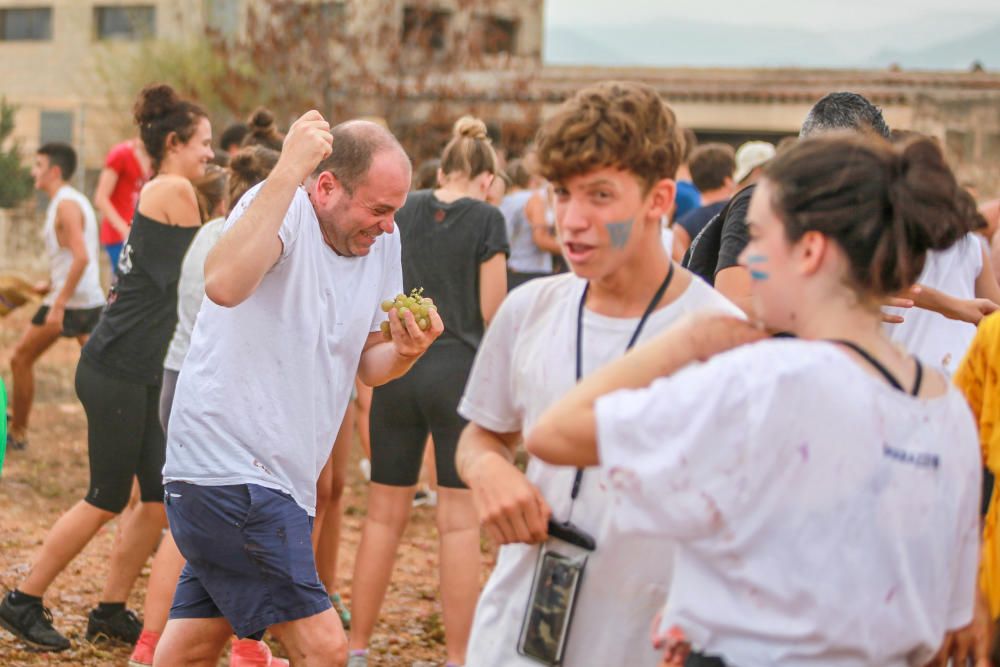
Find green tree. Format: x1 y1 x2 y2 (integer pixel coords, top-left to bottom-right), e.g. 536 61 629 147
0 98 33 208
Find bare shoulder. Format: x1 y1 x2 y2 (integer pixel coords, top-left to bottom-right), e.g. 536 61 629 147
138 175 200 227
55 197 84 220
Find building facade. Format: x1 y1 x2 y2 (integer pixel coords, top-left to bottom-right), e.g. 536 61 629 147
1 0 999 197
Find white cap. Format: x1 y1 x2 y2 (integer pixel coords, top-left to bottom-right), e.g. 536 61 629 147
734 141 777 184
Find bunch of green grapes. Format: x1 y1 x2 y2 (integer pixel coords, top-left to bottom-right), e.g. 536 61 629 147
380 288 437 339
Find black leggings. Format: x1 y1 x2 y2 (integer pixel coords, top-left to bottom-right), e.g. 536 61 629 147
369 340 474 489
76 357 165 513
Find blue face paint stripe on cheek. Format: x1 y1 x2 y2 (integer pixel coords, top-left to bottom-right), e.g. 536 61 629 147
749 269 769 281
745 254 768 264
606 218 634 250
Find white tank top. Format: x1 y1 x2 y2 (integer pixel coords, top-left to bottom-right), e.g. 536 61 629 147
43 185 106 309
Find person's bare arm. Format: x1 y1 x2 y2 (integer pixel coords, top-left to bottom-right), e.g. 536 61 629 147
911 284 999 325
527 316 766 468
205 111 332 307
713 265 756 318
357 306 443 386
456 422 550 545
525 193 561 255
93 167 130 238
46 201 90 327
479 253 507 326
979 199 1000 241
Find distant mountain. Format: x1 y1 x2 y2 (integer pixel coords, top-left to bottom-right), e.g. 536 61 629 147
820 12 1000 62
545 19 848 68
545 26 629 65
544 12 1000 70
869 21 1000 69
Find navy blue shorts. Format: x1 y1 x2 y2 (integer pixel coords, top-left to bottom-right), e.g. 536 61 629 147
164 482 331 639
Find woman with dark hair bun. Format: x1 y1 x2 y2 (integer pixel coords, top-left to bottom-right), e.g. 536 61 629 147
241 107 285 151
0 84 212 653
528 134 982 666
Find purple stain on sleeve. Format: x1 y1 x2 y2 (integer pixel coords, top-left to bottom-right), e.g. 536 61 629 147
608 466 640 492
798 443 810 462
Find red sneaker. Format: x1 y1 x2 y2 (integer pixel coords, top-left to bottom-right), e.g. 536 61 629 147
230 638 290 667
128 629 160 667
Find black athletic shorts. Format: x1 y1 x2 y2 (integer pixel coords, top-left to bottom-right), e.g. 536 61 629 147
75 356 165 513
32 304 102 337
370 339 475 489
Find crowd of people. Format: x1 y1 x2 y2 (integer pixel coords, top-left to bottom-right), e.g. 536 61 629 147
1 78 999 667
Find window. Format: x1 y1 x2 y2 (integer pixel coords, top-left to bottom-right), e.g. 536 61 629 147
94 5 155 40
476 15 517 55
0 7 52 41
317 1 345 24
37 110 74 206
40 110 73 144
402 6 450 51
203 0 239 36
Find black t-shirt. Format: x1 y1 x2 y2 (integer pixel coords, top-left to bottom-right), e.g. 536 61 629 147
395 190 509 351
676 200 727 243
683 184 755 286
82 211 198 385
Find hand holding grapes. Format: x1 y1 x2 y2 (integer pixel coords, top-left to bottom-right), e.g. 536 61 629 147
380 289 443 358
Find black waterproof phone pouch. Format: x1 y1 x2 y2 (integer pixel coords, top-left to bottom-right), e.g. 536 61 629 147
516 519 596 665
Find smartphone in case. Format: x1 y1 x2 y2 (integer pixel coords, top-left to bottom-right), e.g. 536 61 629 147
517 520 595 665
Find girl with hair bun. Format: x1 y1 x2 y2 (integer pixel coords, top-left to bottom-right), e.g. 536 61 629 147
348 115 509 667
241 107 285 152
0 83 212 652
528 134 982 666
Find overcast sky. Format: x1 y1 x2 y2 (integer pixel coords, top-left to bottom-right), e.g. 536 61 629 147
544 0 998 30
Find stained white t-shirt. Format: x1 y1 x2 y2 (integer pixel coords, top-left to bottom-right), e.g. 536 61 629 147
458 271 743 667
163 185 402 515
596 339 981 666
163 217 225 372
884 233 983 375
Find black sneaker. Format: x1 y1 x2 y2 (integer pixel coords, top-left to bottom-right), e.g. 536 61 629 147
0 591 70 652
85 606 142 645
5 432 27 451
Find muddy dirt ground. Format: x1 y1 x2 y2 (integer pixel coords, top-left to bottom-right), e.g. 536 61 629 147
0 304 497 666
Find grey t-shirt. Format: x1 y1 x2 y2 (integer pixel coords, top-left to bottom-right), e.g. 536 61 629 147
163 185 403 515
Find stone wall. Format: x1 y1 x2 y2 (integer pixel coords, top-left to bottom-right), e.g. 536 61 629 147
0 205 46 274
910 93 1000 198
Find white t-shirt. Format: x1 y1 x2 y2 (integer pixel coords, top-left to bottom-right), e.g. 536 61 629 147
163 217 225 372
884 233 983 375
43 185 105 309
596 339 981 666
661 224 674 259
458 271 743 667
163 185 402 515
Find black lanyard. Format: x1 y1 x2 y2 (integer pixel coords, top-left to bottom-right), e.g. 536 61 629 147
567 262 675 513
830 339 923 396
